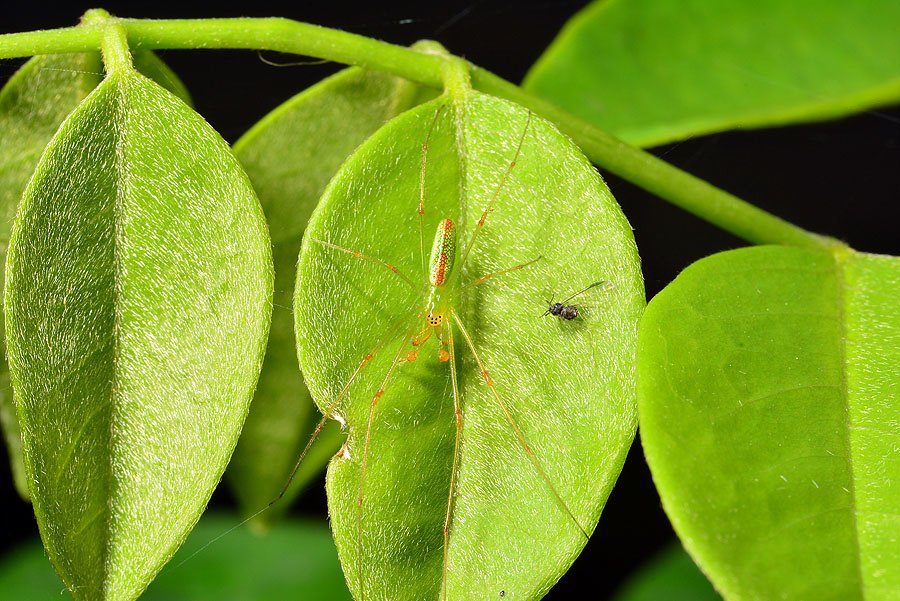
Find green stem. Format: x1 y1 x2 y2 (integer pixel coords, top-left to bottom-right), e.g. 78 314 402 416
99 24 133 74
470 69 840 251
0 17 839 250
441 56 472 104
0 26 104 57
126 18 447 89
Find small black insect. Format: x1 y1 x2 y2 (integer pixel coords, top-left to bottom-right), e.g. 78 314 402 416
543 281 609 321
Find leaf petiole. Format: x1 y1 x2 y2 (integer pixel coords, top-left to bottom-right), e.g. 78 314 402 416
99 24 133 74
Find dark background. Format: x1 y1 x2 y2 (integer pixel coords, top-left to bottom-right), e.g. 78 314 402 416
1 1 898 599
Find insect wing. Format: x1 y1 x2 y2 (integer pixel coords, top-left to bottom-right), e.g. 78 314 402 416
564 281 616 320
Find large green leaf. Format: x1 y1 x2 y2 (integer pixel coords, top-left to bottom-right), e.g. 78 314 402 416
637 246 900 599
0 51 190 501
296 92 644 599
4 62 271 600
525 0 900 146
229 65 433 525
0 513 351 600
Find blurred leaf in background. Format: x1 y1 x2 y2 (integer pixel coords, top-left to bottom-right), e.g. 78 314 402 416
0 513 351 601
611 542 720 601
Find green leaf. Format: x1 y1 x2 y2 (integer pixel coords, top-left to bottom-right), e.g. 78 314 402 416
295 92 644 600
4 64 272 601
0 51 190 501
0 513 351 600
131 52 192 106
229 65 434 525
637 246 900 599
611 543 720 601
524 0 900 146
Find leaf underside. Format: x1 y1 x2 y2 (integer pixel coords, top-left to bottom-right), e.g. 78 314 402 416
229 65 434 523
296 92 644 600
637 246 900 600
5 67 271 601
0 51 190 501
525 0 900 146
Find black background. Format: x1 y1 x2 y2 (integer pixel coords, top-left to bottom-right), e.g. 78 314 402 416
2 1 898 599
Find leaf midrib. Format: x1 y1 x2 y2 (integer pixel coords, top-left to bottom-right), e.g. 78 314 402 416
99 69 130 599
833 247 866 598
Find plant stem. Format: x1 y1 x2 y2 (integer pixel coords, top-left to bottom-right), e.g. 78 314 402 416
126 19 447 89
441 56 472 105
470 69 840 251
100 24 133 74
0 27 104 57
0 17 840 250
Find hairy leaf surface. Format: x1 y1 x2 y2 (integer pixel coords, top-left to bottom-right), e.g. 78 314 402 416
525 0 900 146
0 51 189 500
637 246 900 600
4 66 271 601
296 92 644 599
230 65 433 524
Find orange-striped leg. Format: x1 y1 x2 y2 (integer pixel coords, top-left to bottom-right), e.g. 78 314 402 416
457 111 533 271
310 238 417 290
356 336 410 601
441 319 463 600
458 255 542 291
449 308 589 541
